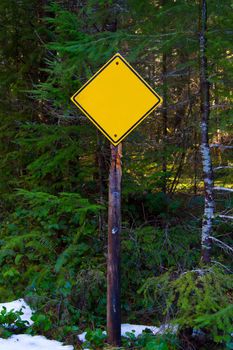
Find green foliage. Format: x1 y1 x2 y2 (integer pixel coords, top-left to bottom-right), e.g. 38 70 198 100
0 307 29 338
13 123 97 194
121 224 200 314
29 313 52 333
82 328 178 350
34 2 124 109
0 188 105 335
83 328 107 349
121 331 178 350
140 267 233 344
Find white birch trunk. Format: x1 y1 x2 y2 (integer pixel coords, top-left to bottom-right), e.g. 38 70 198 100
199 0 215 263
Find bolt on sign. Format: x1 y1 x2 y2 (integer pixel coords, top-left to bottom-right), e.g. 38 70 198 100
71 53 162 145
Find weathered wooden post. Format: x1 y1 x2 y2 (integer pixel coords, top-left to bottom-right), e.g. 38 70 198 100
107 143 122 346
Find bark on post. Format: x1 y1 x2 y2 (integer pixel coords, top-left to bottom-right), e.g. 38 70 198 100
96 130 106 237
199 0 214 263
107 143 122 346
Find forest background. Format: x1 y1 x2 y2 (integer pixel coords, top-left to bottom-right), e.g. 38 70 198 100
0 0 232 349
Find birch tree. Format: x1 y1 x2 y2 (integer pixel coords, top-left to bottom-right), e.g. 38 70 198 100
199 0 215 263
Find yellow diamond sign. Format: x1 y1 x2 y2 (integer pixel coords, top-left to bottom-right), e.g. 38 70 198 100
71 53 162 146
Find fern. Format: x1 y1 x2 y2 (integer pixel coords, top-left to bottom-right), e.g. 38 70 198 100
0 189 104 321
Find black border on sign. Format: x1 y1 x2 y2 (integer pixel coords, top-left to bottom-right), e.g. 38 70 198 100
71 53 162 145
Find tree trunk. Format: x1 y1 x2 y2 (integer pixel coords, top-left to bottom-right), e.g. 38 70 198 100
107 143 122 346
199 0 214 263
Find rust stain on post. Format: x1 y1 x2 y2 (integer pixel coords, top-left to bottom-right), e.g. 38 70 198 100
107 143 122 346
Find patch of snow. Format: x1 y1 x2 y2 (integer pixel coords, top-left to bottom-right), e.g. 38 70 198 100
0 299 33 326
78 323 178 343
122 323 177 337
121 324 157 337
0 300 73 349
0 334 73 350
77 331 89 342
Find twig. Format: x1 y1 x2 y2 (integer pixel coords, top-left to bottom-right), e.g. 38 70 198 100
213 166 233 171
213 186 233 193
210 236 233 255
211 260 233 273
217 215 233 220
210 143 233 149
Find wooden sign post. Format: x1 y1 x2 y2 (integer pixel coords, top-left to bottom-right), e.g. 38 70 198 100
70 53 162 346
107 143 122 346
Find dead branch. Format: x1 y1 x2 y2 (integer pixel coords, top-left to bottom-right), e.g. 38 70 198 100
213 166 233 171
213 187 233 192
210 144 233 149
217 215 233 220
210 236 233 255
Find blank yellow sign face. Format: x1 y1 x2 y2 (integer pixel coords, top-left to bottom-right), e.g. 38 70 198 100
71 53 162 146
